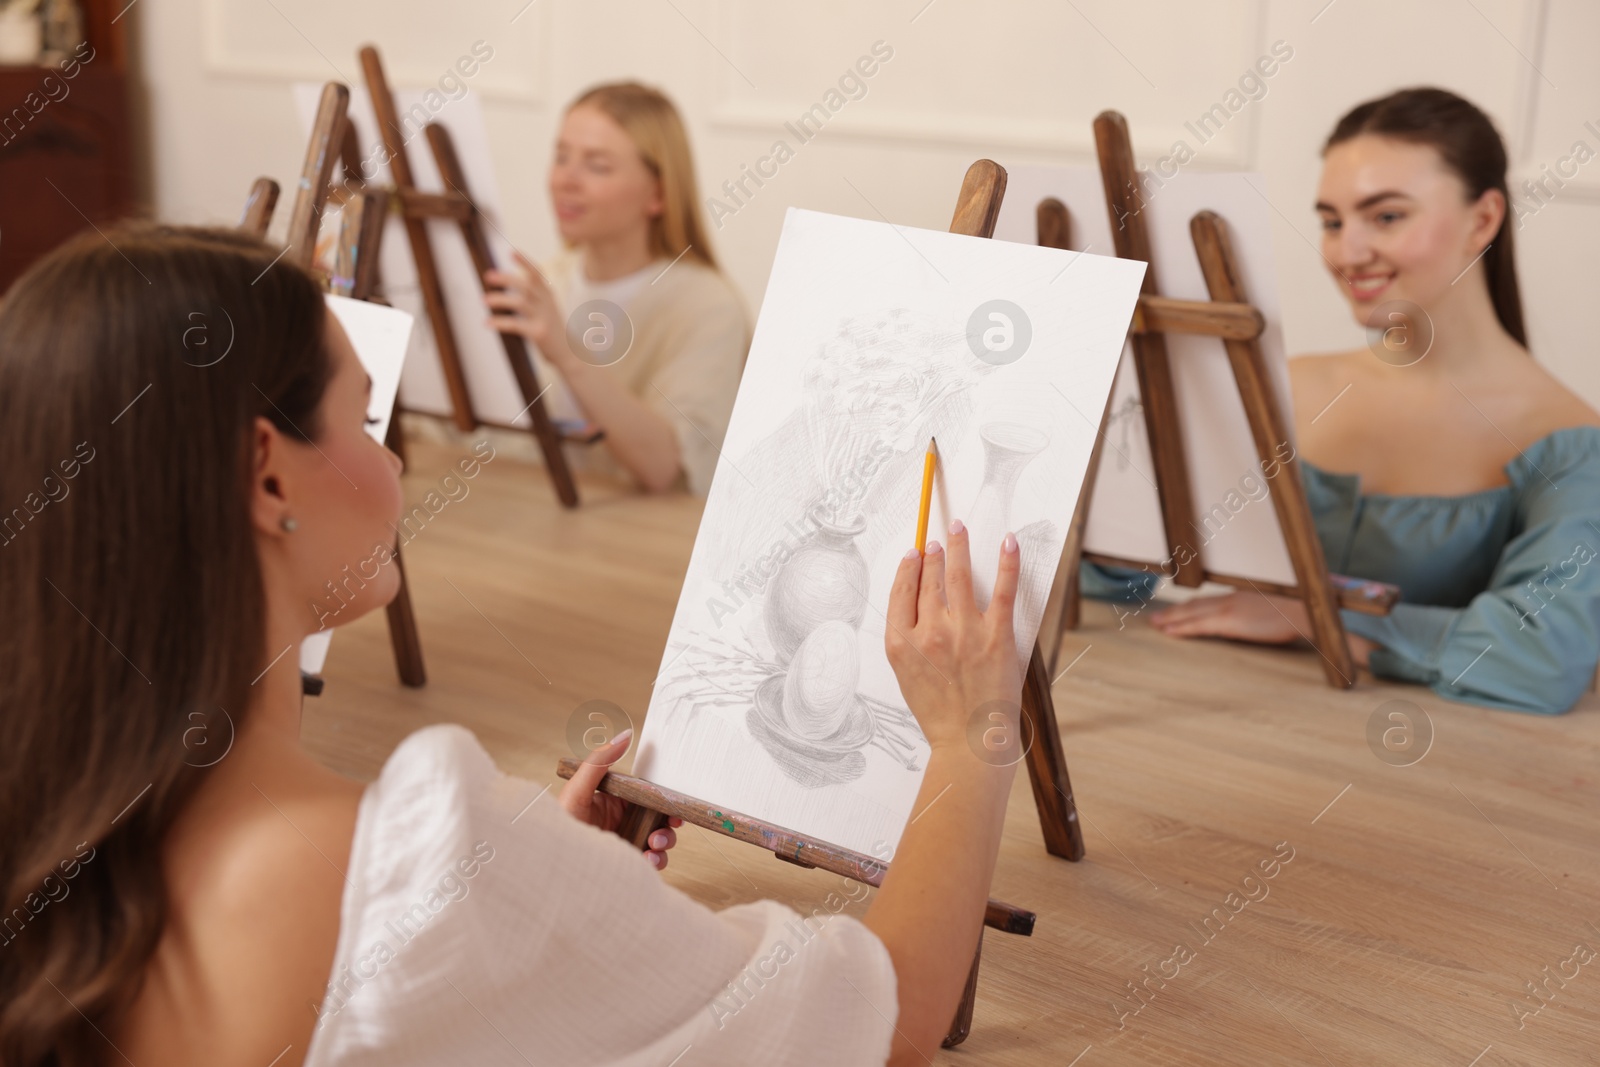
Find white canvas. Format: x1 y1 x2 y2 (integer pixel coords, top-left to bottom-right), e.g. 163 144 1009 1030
300 295 414 676
993 166 1298 587
292 85 532 429
633 207 1145 858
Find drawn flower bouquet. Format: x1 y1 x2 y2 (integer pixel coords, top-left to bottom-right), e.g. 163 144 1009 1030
801 308 985 526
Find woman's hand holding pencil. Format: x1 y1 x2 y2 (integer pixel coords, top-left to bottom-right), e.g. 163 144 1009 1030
885 521 1023 755
891 435 1024 753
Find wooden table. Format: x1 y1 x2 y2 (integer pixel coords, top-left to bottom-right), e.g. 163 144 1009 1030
312 438 1600 1066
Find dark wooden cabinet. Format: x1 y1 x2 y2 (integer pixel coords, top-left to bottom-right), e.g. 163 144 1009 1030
0 0 133 294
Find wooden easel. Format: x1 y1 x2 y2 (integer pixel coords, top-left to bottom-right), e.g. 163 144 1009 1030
332 45 585 509
242 82 427 691
557 160 1089 1049
1037 111 1399 689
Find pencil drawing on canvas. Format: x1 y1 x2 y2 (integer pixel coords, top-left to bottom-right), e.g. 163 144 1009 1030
651 307 1058 789
633 207 1145 855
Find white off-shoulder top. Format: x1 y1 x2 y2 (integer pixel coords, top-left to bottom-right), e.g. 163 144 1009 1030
301 725 898 1066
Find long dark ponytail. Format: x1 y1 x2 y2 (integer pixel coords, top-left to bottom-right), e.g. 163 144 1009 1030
0 224 332 1065
1325 86 1527 347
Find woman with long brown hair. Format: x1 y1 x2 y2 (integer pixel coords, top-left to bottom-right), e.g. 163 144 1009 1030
1147 87 1600 714
0 225 1025 1065
486 81 750 495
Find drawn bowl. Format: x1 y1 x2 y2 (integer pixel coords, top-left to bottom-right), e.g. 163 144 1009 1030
747 673 876 788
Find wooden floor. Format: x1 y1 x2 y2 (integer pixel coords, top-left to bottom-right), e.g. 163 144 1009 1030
309 437 1600 1066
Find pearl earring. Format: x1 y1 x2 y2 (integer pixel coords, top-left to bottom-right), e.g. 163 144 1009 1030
281 517 298 532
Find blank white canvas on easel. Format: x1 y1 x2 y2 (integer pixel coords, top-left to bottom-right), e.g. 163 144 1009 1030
993 166 1298 587
634 208 1145 857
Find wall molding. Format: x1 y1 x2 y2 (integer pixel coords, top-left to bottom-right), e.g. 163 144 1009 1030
199 0 548 103
704 0 1269 170
1511 0 1600 202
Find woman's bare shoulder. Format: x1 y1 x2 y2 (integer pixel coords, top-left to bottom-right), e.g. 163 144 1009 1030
1525 360 1600 434
1287 349 1370 416
119 772 361 1065
1288 348 1369 383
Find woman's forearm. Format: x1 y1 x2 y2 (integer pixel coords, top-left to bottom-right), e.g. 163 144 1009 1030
558 360 683 492
482 254 690 491
863 746 1018 1064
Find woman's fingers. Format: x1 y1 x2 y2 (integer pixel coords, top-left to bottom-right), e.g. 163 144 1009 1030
484 267 534 297
484 264 544 311
886 547 922 639
483 291 531 314
557 728 632 821
645 825 677 870
487 313 535 339
917 540 947 619
943 521 976 619
986 532 1021 640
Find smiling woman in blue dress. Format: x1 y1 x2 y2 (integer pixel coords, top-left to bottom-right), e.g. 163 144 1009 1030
1145 87 1600 715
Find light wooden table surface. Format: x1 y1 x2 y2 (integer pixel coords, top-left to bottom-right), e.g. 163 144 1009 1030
310 439 1600 1066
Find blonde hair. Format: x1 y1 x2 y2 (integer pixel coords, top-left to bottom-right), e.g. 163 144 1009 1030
568 82 718 270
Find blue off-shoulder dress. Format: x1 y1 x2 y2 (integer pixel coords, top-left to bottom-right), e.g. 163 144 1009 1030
1081 427 1600 715
1303 426 1600 715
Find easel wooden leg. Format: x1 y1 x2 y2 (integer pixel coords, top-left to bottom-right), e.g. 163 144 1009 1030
1034 192 1126 674
424 124 581 509
1022 644 1085 861
1039 553 1082 678
359 46 478 434
1094 112 1204 589
283 84 348 271
942 933 983 1049
239 178 279 238
385 543 427 687
404 219 476 433
1189 212 1355 689
619 802 670 850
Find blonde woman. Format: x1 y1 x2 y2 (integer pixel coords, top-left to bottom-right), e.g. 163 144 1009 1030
486 81 750 495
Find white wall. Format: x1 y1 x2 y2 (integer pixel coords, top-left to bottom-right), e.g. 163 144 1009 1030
135 0 1600 403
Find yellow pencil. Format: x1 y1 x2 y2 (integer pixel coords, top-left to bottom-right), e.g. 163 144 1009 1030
914 437 937 554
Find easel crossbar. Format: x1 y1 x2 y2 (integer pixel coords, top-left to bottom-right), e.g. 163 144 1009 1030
554 759 1035 937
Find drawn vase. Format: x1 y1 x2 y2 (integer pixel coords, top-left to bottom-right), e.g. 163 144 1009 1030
764 506 868 665
968 422 1049 533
